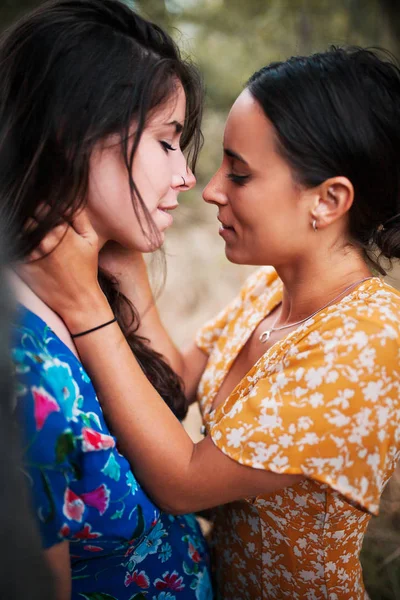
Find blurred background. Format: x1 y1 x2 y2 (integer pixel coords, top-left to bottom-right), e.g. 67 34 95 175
2 0 400 597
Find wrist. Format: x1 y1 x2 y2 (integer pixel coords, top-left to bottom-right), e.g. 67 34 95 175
61 289 114 334
71 316 117 339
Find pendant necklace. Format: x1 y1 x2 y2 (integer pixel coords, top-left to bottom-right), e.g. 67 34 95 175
259 276 373 344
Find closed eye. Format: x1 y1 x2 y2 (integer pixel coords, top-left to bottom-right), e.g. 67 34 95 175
227 173 250 186
161 141 177 153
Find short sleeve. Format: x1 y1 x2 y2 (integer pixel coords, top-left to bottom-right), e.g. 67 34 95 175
196 267 278 355
15 352 85 548
210 314 400 515
195 296 242 356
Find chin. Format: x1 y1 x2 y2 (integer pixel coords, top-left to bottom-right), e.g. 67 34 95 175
140 232 165 254
118 230 165 254
225 246 270 267
225 246 252 265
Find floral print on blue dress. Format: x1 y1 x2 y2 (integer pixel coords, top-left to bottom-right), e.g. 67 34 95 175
13 306 212 600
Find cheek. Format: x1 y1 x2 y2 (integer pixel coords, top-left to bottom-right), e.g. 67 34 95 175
133 144 171 205
243 183 299 230
88 170 130 220
86 157 141 242
232 195 267 234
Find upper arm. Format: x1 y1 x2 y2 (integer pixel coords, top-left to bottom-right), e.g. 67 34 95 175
45 541 71 600
165 306 400 515
165 434 303 513
201 316 400 515
182 342 209 403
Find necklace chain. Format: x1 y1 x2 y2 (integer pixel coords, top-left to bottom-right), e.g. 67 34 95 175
259 276 373 344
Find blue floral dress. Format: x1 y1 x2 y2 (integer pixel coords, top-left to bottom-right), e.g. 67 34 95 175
13 306 212 600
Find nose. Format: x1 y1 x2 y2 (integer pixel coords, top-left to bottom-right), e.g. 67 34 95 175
172 167 196 191
182 167 196 190
202 170 228 206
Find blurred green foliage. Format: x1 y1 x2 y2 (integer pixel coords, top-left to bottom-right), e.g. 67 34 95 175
1 0 399 191
1 1 400 597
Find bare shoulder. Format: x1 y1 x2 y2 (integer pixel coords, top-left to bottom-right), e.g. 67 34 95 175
12 271 78 357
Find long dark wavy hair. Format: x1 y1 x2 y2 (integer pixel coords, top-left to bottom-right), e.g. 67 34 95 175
247 47 400 273
0 0 204 419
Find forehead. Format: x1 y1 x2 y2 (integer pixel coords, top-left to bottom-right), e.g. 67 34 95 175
224 88 276 155
147 82 186 129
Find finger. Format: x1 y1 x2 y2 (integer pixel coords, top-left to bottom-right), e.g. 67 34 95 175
72 208 98 245
25 249 43 263
34 202 52 222
37 222 69 256
24 217 39 235
23 223 68 263
71 207 92 234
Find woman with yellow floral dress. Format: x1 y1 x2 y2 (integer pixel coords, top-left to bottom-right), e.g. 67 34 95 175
20 47 400 599
195 267 399 599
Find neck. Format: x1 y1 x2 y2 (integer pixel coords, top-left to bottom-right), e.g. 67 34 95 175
274 247 372 326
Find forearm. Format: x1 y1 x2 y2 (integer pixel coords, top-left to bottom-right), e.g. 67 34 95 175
69 303 197 510
20 218 304 515
110 254 185 378
61 307 304 515
110 255 208 399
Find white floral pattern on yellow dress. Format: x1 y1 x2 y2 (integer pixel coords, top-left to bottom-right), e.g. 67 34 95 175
196 267 400 600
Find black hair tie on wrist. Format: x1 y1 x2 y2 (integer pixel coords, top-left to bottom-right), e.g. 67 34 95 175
71 317 117 339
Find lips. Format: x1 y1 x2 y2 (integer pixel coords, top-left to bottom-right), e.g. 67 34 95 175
158 202 178 212
218 217 235 231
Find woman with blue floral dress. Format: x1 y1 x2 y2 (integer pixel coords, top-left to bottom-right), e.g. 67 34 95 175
13 307 211 599
5 0 212 598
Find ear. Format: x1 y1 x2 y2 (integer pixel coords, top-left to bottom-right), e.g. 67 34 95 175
309 176 354 230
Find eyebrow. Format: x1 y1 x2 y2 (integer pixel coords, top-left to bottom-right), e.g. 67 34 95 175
224 148 249 165
166 120 184 133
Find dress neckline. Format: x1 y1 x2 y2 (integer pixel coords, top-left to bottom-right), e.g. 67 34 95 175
16 302 84 370
203 276 383 424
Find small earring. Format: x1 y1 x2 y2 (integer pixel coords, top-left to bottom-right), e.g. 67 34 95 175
312 219 318 232
181 175 186 187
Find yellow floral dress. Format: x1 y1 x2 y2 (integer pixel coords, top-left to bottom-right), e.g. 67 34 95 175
196 267 400 600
